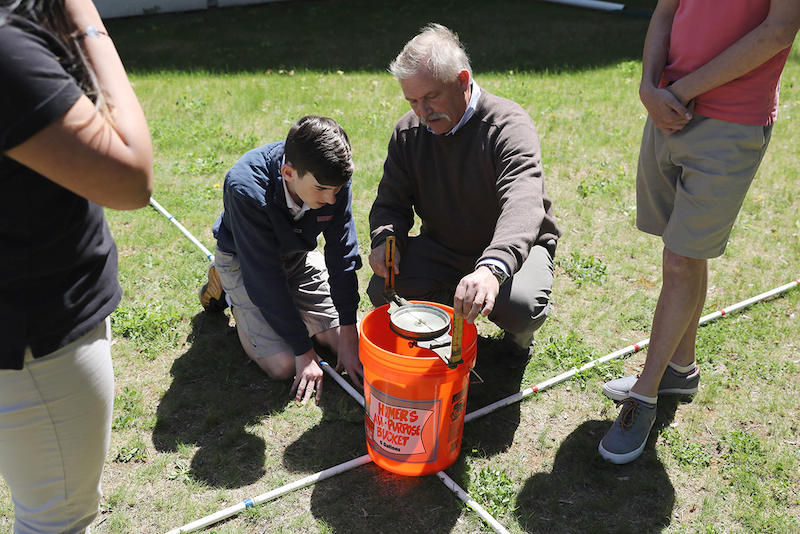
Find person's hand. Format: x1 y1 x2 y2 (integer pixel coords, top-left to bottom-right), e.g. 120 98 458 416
640 84 693 135
454 266 499 323
368 240 401 280
291 350 324 405
334 324 363 388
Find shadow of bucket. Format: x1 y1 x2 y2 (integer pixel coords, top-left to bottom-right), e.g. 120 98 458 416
360 302 478 476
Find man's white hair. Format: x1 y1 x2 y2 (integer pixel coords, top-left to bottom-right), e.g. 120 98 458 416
388 23 472 82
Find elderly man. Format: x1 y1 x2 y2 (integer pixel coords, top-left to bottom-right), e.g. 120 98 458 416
367 23 562 367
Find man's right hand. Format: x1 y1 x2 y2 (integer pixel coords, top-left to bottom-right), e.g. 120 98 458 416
640 85 693 135
368 240 401 280
454 266 499 323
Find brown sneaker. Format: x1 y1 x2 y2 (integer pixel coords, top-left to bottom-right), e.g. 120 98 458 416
199 265 228 313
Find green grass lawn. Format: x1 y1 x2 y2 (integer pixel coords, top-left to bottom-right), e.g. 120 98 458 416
2 1 799 533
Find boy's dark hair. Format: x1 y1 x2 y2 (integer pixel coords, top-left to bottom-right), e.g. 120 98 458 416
284 116 354 187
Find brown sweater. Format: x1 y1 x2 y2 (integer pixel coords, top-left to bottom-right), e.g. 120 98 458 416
370 89 561 275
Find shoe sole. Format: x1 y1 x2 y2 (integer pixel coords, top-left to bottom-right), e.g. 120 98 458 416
603 384 699 402
598 414 657 464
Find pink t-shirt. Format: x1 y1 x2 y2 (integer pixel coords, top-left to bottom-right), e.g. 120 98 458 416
661 0 792 125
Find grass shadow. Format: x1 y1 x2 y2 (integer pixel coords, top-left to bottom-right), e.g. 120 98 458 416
152 311 294 488
309 461 465 533
516 419 676 534
462 335 526 457
105 0 655 75
282 343 367 474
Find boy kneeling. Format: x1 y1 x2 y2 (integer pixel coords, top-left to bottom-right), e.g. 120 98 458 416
200 116 362 404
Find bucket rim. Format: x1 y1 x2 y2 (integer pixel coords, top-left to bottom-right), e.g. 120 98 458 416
359 302 477 373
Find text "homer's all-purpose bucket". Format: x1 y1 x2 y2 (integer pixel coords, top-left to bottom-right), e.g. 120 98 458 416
360 302 477 476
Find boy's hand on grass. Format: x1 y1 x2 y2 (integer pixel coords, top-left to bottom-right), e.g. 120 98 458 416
292 350 324 405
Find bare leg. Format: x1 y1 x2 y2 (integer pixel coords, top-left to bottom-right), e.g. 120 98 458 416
314 327 339 353
670 258 707 367
631 247 707 398
232 306 295 381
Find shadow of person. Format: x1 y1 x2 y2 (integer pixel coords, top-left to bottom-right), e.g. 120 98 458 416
516 419 676 534
462 335 526 457
152 311 294 488
284 344 467 534
292 334 524 533
308 460 465 534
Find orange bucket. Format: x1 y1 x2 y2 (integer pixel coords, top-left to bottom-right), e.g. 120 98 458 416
360 302 477 476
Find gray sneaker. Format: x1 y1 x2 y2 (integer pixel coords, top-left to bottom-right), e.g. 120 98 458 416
602 365 700 402
598 397 657 464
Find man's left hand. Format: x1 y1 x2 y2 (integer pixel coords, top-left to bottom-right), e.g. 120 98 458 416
454 266 499 323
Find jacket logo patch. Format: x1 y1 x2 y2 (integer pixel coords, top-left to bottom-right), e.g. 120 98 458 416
317 215 333 222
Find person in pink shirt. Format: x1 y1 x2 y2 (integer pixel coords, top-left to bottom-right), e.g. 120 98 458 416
598 0 800 464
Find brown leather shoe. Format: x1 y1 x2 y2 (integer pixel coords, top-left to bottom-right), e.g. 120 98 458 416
199 265 228 313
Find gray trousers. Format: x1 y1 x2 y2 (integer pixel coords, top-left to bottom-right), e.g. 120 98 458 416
367 234 556 348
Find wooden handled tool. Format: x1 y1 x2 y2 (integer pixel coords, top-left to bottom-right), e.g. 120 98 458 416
448 316 464 368
384 235 396 292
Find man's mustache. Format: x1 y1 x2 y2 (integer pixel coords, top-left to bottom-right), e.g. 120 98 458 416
420 112 451 125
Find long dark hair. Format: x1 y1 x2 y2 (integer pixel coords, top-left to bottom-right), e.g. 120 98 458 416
1 0 111 115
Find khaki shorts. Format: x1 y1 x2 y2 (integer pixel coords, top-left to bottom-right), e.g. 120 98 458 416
214 247 339 358
636 114 772 259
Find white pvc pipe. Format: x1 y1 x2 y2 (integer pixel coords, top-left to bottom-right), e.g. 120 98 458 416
435 471 512 534
466 279 800 422
697 279 799 323
538 0 625 11
166 361 511 534
320 361 364 408
149 198 215 262
163 454 373 534
165 279 799 533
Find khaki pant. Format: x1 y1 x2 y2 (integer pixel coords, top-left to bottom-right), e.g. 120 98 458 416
214 247 339 358
367 234 556 349
0 318 114 534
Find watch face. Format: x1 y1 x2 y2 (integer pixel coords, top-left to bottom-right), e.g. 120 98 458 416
488 264 507 284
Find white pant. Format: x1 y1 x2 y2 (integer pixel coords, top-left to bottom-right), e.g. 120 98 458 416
0 318 114 534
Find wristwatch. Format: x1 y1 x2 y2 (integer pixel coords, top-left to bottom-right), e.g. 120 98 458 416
481 263 509 286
